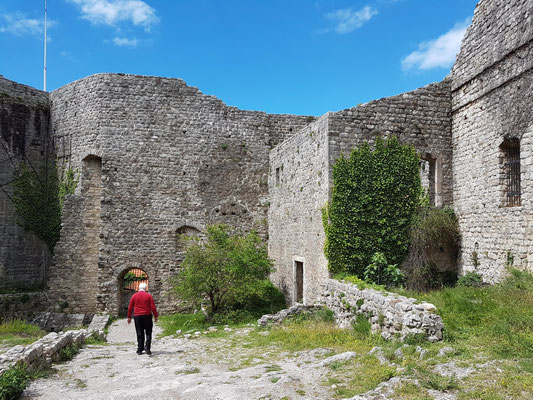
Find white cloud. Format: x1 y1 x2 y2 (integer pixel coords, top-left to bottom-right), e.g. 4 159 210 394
0 12 56 36
402 18 471 71
111 36 138 47
326 6 377 34
69 0 158 31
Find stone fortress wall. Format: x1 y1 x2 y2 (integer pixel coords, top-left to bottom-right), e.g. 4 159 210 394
47 73 312 314
1 0 532 314
0 77 53 291
451 0 533 282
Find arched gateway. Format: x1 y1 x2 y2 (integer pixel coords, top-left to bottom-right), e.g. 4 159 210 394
118 268 149 317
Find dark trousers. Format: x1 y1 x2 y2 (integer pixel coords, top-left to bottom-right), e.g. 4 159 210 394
134 314 153 351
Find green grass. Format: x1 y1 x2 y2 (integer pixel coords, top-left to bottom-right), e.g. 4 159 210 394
158 312 210 336
158 311 258 338
396 268 533 358
161 271 533 399
0 319 45 347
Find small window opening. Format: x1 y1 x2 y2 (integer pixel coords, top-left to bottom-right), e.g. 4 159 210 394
500 139 521 207
276 167 280 186
295 261 304 303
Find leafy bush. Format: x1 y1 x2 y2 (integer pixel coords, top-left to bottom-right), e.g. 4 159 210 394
403 207 460 291
364 253 404 288
231 279 286 317
457 271 484 287
322 136 423 277
172 224 276 321
0 364 29 400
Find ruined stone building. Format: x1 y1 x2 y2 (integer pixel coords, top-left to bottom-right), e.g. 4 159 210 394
1 0 532 313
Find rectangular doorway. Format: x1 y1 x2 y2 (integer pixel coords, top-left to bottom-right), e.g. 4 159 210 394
295 261 304 303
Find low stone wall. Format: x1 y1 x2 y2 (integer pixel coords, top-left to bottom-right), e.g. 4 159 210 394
0 314 109 375
320 279 443 342
0 291 51 321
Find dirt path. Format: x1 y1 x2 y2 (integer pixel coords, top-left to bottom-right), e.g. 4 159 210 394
21 319 332 400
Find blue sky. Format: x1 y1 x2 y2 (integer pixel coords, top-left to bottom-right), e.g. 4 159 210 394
0 0 479 116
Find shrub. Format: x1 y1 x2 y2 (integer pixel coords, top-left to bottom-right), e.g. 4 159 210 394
404 207 460 291
457 271 484 287
0 364 29 400
323 136 423 277
230 279 286 317
364 252 404 288
172 224 275 321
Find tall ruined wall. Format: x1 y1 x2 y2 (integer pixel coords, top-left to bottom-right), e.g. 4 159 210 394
451 0 533 281
48 73 311 314
269 82 453 305
268 115 329 305
0 76 52 290
328 80 453 207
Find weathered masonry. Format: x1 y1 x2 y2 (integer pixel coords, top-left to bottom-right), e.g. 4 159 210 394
1 0 532 313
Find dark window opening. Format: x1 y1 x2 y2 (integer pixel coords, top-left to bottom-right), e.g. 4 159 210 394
276 167 280 186
295 261 304 303
500 139 521 207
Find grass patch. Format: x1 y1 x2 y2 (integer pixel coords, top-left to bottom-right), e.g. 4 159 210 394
329 355 397 398
397 269 533 359
158 312 210 336
0 319 45 347
247 319 379 354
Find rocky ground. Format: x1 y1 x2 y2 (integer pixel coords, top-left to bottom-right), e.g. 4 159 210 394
21 319 333 400
18 318 527 400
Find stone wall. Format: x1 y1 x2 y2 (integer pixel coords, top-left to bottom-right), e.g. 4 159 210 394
268 115 329 304
320 279 443 342
48 73 312 314
0 314 108 375
451 0 533 281
328 80 453 207
0 77 52 291
0 292 51 321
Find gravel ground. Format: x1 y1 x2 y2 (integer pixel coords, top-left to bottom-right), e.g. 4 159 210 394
21 319 332 400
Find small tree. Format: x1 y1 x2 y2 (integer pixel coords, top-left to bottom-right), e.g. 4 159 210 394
173 224 274 321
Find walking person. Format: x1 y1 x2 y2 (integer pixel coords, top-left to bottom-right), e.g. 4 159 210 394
127 282 158 355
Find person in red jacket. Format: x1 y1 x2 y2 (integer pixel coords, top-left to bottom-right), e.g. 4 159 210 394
127 282 158 355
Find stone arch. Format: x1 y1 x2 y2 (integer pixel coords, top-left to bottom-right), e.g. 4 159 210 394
118 267 149 317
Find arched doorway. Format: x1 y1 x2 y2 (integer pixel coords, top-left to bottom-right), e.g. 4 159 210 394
118 268 149 317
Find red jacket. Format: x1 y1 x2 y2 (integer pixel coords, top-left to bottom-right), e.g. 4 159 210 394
127 290 158 319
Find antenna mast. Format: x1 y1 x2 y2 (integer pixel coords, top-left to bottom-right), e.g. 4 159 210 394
44 0 47 91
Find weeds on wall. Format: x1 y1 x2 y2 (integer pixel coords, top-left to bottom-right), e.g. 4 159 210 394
12 162 78 251
322 136 423 277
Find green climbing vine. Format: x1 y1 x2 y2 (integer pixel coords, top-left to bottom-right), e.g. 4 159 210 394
12 162 78 251
322 136 423 277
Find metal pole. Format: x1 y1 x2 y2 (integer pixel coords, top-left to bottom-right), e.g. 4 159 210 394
44 0 47 92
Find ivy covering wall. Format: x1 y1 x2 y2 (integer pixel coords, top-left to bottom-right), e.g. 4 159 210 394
12 162 78 251
322 136 423 277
